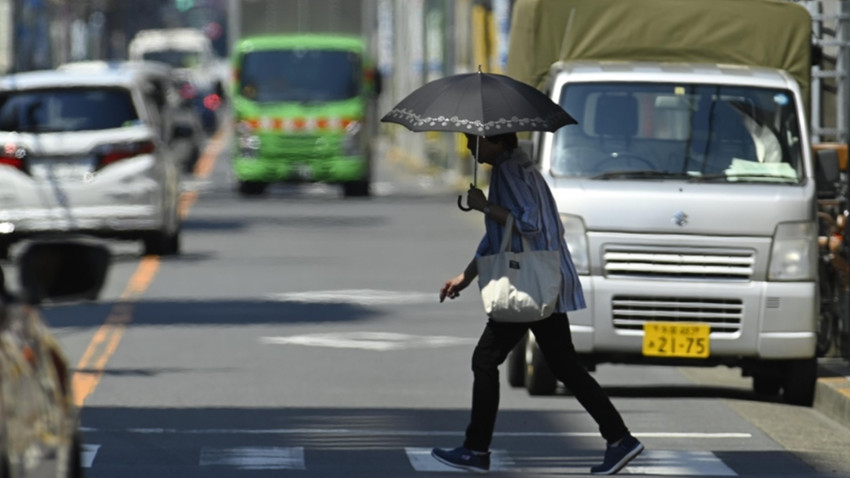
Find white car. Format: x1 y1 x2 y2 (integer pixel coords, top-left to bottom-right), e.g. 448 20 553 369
0 62 183 257
129 28 227 133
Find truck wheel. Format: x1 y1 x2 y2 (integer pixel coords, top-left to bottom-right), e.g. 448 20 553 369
342 180 370 197
238 181 267 196
506 333 527 387
752 372 782 396
782 358 817 406
525 334 557 395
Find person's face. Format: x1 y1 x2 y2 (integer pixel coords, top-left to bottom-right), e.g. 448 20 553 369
464 134 502 165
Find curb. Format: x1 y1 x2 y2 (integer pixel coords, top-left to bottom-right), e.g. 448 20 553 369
815 358 850 428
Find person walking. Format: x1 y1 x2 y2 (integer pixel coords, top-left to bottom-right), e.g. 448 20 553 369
431 132 644 475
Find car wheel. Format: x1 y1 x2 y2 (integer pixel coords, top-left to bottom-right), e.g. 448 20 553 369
782 358 817 406
143 228 180 256
238 181 267 196
342 180 370 197
524 334 558 395
0 240 11 261
506 333 527 387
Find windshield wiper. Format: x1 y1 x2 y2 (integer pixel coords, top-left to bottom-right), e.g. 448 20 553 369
689 173 797 183
592 170 693 180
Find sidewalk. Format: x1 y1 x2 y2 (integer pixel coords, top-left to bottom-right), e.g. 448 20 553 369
816 357 850 427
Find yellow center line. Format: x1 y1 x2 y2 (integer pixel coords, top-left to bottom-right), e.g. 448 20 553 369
71 128 227 408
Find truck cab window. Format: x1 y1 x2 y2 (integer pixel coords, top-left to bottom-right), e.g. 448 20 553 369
551 82 802 182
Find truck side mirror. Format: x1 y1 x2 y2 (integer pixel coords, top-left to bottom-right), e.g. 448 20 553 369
815 148 840 198
373 71 383 97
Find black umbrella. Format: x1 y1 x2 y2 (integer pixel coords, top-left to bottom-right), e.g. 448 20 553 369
381 70 576 209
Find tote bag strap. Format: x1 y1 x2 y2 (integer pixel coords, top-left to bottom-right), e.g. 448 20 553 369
498 214 533 252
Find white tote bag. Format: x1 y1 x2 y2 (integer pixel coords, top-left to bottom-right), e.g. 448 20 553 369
476 215 562 322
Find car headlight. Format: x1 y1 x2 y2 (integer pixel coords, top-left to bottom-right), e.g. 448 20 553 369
768 221 817 281
560 213 589 275
342 121 362 157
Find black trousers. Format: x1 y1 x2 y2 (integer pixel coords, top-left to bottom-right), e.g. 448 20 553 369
463 313 629 452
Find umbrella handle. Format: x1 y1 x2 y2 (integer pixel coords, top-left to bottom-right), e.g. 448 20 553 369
457 195 473 211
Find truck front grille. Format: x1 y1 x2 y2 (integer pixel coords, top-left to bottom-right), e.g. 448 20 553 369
611 295 743 333
603 249 755 280
263 134 340 159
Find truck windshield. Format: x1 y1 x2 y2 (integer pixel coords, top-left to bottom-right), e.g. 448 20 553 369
238 49 361 103
551 83 804 183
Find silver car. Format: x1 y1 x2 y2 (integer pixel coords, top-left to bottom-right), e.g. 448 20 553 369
0 62 182 258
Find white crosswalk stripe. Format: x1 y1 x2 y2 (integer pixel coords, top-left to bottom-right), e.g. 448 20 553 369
406 447 514 472
627 450 737 476
199 446 305 470
82 443 738 475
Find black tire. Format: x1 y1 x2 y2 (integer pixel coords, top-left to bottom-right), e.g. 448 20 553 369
783 358 817 406
506 333 527 387
143 228 180 256
525 334 557 395
752 373 782 396
342 180 370 197
0 241 11 261
238 181 267 196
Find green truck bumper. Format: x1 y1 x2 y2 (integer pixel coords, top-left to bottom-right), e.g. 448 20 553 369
233 156 368 183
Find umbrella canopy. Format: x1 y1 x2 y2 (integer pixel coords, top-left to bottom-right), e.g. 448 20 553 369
381 71 576 134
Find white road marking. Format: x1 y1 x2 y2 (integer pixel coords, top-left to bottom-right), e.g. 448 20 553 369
267 289 436 305
199 446 305 470
406 447 513 472
80 444 100 468
260 331 477 351
80 428 751 439
627 450 737 476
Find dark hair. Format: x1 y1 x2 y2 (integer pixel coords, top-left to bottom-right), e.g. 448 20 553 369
464 132 519 149
485 132 518 149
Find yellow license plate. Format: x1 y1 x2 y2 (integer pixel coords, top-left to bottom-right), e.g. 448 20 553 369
642 322 710 358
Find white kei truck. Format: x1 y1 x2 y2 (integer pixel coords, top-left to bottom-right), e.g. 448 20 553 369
503 0 843 406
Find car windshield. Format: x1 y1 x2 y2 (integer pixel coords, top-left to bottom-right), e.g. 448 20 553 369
550 83 804 183
142 49 202 69
238 48 361 103
0 87 139 132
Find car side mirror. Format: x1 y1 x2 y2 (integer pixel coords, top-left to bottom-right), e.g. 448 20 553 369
815 148 841 199
18 240 111 305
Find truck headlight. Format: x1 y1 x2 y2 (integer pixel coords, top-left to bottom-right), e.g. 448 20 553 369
342 121 362 157
560 213 589 275
768 221 817 281
237 134 261 159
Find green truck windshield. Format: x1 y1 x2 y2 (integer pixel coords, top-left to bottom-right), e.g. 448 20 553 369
238 49 361 103
552 83 804 182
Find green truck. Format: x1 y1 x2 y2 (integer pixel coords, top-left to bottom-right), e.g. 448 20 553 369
230 34 380 197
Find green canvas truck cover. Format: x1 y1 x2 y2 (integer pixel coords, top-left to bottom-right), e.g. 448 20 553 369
506 0 812 99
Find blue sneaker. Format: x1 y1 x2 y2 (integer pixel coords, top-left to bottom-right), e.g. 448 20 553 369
431 446 490 474
590 434 644 475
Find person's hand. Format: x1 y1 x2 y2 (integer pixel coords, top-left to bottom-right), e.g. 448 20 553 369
440 273 471 302
466 187 488 212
